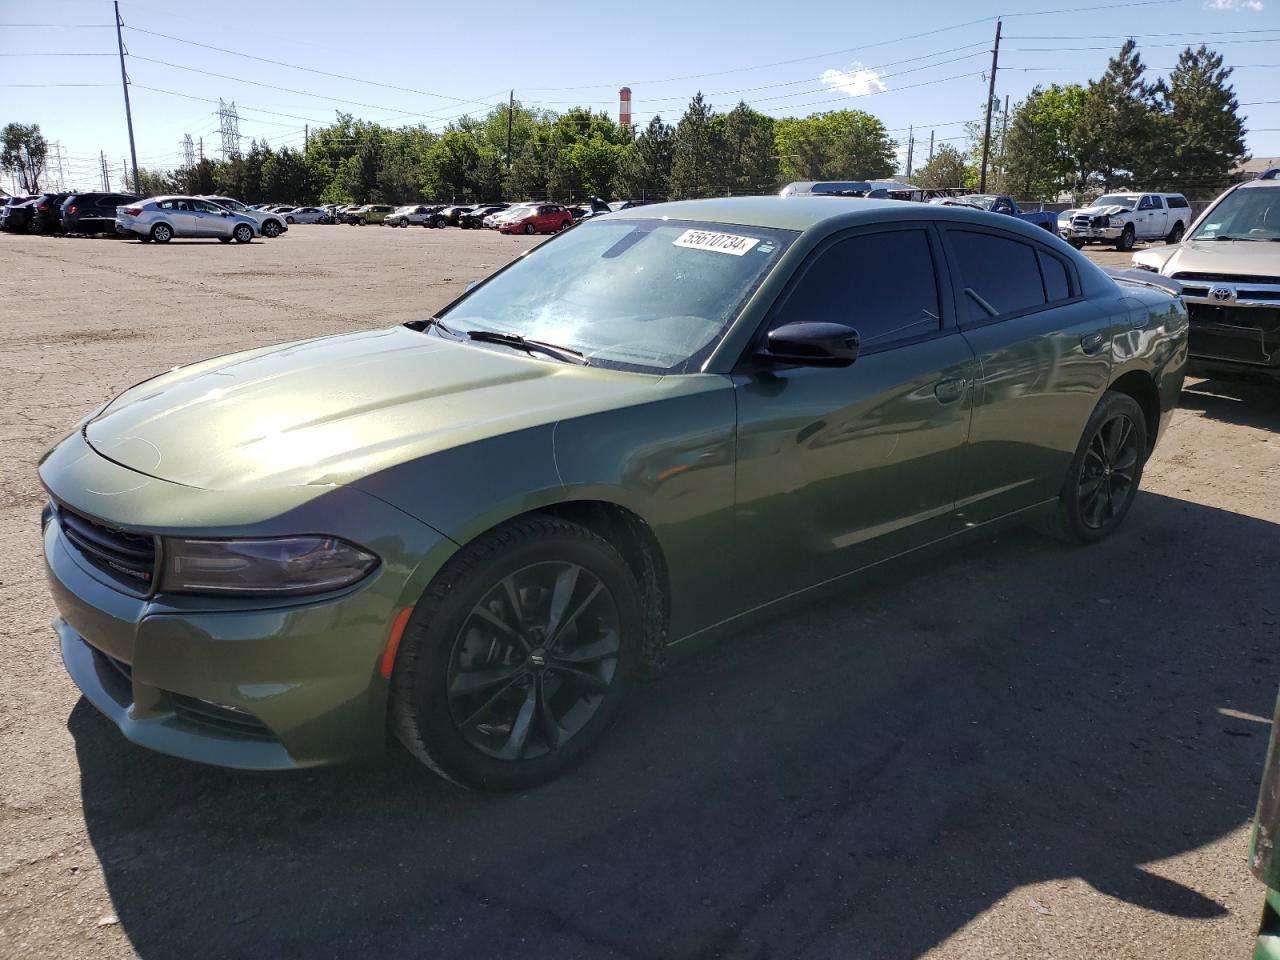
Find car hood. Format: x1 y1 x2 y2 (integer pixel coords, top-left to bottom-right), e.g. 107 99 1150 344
1078 204 1134 217
83 326 681 491
1135 239 1280 278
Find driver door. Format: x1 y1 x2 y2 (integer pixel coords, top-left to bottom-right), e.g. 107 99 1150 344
732 225 977 605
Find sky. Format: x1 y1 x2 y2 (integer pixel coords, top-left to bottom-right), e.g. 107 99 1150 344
1 0 1277 194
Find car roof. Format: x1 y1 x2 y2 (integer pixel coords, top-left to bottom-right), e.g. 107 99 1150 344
1238 177 1280 190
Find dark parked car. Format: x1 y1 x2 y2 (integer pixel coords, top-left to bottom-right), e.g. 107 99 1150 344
458 203 508 229
61 192 140 235
432 204 475 228
40 198 1188 790
1 198 36 232
31 192 72 234
0 195 34 230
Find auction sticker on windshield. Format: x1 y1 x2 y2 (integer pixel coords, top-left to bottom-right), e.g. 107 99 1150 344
672 229 760 256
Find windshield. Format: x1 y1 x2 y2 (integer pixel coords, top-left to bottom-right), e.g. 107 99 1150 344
435 218 797 373
1094 195 1137 210
1191 187 1280 241
963 195 998 210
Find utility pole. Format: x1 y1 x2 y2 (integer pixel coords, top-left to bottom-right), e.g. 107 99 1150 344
979 17 1002 192
997 94 1010 188
928 130 935 163
304 124 309 151
506 90 514 173
100 151 110 191
905 125 914 179
113 1 140 195
198 136 204 162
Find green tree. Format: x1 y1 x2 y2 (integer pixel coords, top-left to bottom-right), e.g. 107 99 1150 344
133 167 173 197
995 84 1088 199
1075 40 1161 189
261 147 312 203
612 115 672 200
913 143 972 190
172 158 218 196
669 93 726 198
775 110 896 183
423 128 480 200
717 102 778 194
1154 45 1247 194
1 122 48 192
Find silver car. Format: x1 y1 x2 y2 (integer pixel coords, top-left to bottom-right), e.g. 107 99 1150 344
116 196 261 244
197 196 289 237
285 206 328 224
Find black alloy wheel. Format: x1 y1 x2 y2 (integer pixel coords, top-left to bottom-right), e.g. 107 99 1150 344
391 515 642 790
262 220 282 238
1037 390 1148 544
447 561 622 762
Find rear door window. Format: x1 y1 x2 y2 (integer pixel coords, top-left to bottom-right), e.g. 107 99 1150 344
947 230 1047 322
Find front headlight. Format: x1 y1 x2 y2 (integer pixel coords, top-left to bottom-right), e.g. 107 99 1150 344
161 536 379 596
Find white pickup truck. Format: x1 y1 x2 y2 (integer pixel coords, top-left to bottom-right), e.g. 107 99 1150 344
1065 192 1191 251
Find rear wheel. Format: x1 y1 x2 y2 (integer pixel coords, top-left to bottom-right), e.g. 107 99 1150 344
218 236 232 244
1068 239 1086 249
1036 391 1148 544
1166 221 1185 244
150 223 172 243
559 219 572 231
391 515 641 790
233 223 253 243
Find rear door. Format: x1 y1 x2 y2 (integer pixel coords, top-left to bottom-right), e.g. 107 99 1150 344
1136 195 1166 239
941 225 1113 526
733 224 977 603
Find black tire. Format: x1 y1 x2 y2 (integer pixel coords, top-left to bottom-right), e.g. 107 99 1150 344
233 223 253 243
218 236 232 244
261 219 282 238
1036 390 1148 544
150 223 172 243
1166 221 1185 244
1115 224 1136 252
432 216 445 228
524 222 536 235
391 514 642 790
138 235 152 243
1068 239 1085 249
286 216 296 224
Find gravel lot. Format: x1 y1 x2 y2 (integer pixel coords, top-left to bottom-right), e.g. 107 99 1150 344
1 226 1278 960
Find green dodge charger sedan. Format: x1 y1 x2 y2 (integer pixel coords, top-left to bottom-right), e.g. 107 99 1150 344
40 197 1188 789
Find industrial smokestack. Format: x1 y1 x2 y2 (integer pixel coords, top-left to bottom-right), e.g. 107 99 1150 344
619 86 632 127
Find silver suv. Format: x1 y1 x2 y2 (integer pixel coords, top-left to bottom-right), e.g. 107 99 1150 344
198 196 288 238
116 196 261 244
1133 169 1280 381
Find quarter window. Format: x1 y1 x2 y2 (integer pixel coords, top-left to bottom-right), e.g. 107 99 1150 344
1038 251 1072 302
778 230 941 350
949 230 1047 321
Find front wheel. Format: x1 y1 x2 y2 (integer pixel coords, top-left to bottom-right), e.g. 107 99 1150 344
218 236 232 244
1115 224 1135 251
1036 391 1148 544
390 515 642 790
1068 238 1086 249
524 222 536 235
286 216 296 224
261 220 282 238
233 223 253 243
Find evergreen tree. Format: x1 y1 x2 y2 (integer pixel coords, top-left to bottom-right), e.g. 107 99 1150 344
1075 40 1161 189
718 102 778 195
612 115 672 200
669 93 725 198
1156 45 1247 194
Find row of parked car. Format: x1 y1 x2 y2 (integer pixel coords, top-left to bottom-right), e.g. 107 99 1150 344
330 198 646 233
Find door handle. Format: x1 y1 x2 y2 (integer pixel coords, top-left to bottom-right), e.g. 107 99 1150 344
934 378 967 403
1080 332 1105 355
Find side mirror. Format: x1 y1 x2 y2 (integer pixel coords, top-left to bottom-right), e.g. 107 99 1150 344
759 322 860 368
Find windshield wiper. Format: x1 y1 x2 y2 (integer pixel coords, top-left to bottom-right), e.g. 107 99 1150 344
407 316 460 336
466 329 588 365
1206 234 1268 242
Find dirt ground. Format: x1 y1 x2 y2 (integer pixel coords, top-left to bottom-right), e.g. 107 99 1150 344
1 225 1277 960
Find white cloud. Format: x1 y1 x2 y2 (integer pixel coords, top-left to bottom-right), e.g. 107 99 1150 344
819 63 887 98
1205 0 1264 9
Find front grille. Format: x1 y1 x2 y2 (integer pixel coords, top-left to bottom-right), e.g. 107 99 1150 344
1172 272 1280 285
171 694 275 740
1187 303 1280 366
57 506 156 590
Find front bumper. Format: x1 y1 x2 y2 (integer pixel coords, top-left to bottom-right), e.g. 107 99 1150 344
1067 225 1123 241
40 433 457 769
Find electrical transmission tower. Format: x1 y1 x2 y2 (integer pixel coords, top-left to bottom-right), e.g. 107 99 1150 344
51 142 66 190
217 99 241 159
181 134 196 168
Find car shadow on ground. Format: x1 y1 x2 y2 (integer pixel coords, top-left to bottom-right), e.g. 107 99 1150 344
1180 378 1280 431
71 491 1278 959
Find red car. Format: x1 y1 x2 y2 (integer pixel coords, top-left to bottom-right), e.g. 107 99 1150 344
498 203 574 235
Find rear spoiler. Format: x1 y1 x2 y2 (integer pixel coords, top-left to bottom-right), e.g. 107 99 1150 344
1103 268 1184 298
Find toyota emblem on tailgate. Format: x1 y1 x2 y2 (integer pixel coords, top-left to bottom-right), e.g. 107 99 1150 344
1210 285 1237 302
